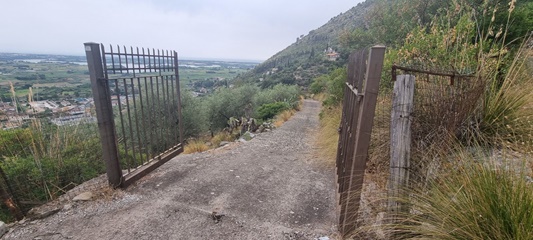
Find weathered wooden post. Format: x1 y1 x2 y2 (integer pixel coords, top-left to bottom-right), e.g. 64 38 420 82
341 45 386 235
388 75 415 219
84 43 123 187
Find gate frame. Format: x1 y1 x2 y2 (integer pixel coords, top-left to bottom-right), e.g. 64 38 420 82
84 42 184 188
336 45 386 235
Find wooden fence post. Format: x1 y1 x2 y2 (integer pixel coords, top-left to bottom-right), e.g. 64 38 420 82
388 75 415 219
341 45 386 235
84 43 123 187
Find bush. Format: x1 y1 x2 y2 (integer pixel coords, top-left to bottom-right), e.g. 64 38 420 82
257 102 291 120
309 75 328 94
204 85 259 132
181 91 208 138
253 84 301 110
0 121 105 222
0 128 33 157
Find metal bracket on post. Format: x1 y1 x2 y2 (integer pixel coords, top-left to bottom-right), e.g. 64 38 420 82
84 42 123 187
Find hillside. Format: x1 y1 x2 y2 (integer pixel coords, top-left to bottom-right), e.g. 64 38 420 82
236 0 375 88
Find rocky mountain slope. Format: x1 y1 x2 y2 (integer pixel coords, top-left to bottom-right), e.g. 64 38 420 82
236 0 375 88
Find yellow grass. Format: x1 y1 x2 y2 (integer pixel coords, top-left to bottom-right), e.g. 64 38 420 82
210 131 234 147
314 105 342 167
183 139 210 154
311 93 327 102
273 109 296 127
295 95 305 111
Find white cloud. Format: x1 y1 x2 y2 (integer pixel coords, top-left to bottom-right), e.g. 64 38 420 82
0 0 363 60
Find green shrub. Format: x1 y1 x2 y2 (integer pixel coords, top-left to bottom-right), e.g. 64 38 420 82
181 91 208 138
310 67 346 107
253 84 300 109
257 102 291 120
0 128 33 157
309 75 328 94
325 68 347 106
0 121 105 222
204 85 259 132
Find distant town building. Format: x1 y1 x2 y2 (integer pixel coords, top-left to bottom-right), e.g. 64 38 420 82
324 47 340 61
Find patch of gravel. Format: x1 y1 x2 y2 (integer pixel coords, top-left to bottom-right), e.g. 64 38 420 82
3 99 338 240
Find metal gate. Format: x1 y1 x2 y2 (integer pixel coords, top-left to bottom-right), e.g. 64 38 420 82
336 45 385 235
84 43 184 187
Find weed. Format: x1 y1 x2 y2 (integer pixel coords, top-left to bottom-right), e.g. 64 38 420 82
273 109 295 127
183 139 210 154
314 105 342 167
381 150 533 239
210 132 234 147
468 40 533 152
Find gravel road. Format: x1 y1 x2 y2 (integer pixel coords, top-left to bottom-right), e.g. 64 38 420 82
3 99 337 240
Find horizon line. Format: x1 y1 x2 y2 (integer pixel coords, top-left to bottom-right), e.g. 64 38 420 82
0 51 264 63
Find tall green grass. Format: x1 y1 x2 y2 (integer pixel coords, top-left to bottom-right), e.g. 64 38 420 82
0 119 105 221
381 151 533 240
470 42 533 152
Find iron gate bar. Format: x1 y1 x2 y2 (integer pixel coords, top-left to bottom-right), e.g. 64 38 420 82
123 78 137 168
137 77 149 164
170 75 177 142
155 76 162 150
162 75 168 149
174 52 184 145
165 76 170 145
392 65 474 86
124 46 129 74
114 78 129 173
84 42 183 187
130 78 143 164
84 43 123 187
149 76 155 159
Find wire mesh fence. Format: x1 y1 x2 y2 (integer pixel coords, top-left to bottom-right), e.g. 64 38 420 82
366 66 483 187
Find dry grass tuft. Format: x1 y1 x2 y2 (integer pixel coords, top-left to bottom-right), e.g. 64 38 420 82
469 43 533 153
210 132 234 147
295 95 305 111
184 139 210 154
92 185 124 201
314 105 342 167
273 109 296 127
381 150 533 239
311 93 327 102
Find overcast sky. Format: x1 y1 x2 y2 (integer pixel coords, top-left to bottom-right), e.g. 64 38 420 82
0 0 364 61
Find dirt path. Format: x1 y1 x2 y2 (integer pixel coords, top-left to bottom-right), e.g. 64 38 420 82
3 99 337 240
